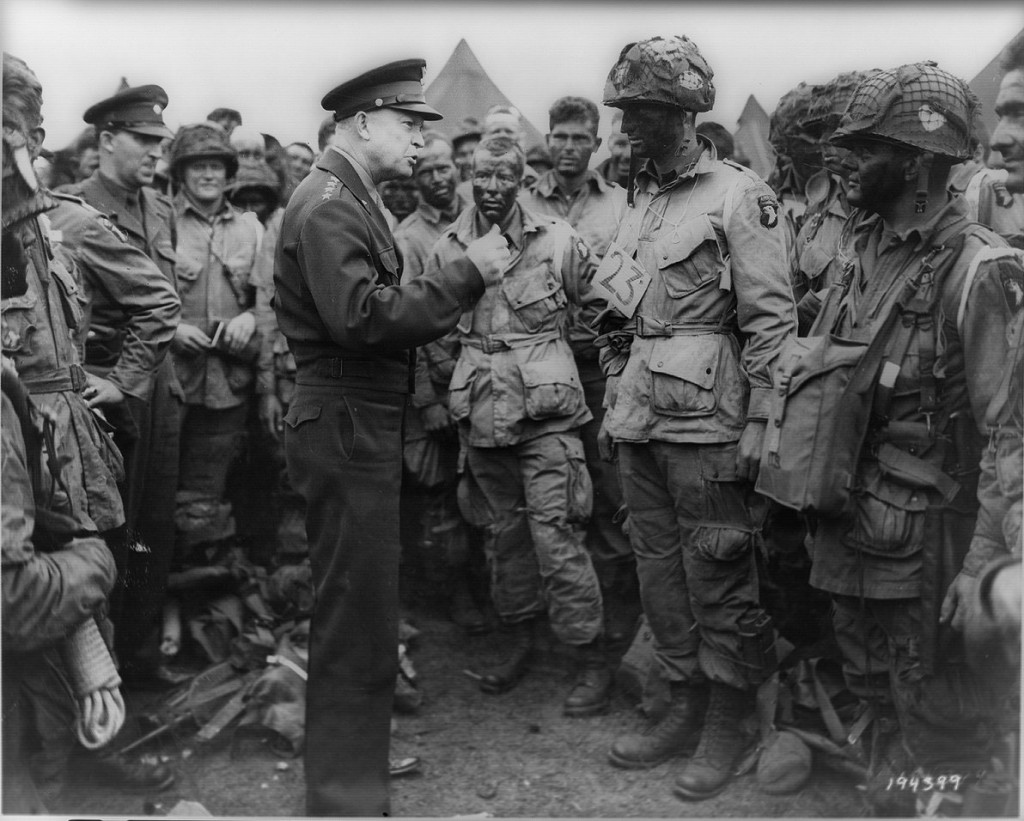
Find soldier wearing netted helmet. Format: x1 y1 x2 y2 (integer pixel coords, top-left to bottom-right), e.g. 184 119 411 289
790 69 880 331
768 82 818 254
167 123 262 552
789 62 1022 811
597 35 795 800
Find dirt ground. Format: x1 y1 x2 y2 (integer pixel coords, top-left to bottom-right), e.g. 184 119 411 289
50 599 868 819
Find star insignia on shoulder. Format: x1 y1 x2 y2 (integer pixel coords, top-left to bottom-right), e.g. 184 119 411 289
100 217 130 244
321 177 340 202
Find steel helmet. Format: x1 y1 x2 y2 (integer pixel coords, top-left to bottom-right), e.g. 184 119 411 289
169 122 238 181
603 35 715 113
829 62 979 160
800 69 882 136
769 82 818 154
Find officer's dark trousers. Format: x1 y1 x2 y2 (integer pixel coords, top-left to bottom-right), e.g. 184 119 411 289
108 358 182 664
285 381 402 817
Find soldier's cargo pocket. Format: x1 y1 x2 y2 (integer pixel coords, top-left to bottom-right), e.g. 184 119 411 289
447 361 476 421
844 463 927 558
649 335 719 417
502 264 566 332
656 215 724 297
1 290 39 355
562 435 593 524
520 358 582 420
693 525 752 562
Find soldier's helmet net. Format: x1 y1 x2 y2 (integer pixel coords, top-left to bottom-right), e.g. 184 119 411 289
169 123 239 181
603 36 715 113
800 70 881 137
769 83 817 152
830 62 979 160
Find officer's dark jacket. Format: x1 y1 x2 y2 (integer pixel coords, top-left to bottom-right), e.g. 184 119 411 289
62 173 178 287
273 148 484 393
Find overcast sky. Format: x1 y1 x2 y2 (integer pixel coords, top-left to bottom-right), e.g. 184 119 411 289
4 1 1023 153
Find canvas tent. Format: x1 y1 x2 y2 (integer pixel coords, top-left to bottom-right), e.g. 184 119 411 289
969 26 1024 137
732 94 774 180
425 39 546 153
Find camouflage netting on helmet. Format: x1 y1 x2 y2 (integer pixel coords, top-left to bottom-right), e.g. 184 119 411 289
603 35 715 112
801 69 882 136
226 160 281 203
769 82 818 153
830 61 979 160
170 122 239 180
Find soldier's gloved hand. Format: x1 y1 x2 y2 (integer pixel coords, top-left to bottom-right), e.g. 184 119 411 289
465 224 511 284
259 394 284 440
736 419 766 482
83 374 125 408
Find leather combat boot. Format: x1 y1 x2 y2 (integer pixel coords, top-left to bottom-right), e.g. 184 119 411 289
476 618 535 695
608 682 708 769
673 682 754 801
449 570 489 636
563 639 613 717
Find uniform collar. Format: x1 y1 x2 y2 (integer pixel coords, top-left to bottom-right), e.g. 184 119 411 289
174 191 234 221
413 190 465 227
327 145 377 199
635 138 717 194
530 168 610 199
452 202 545 250
860 195 970 253
95 170 140 206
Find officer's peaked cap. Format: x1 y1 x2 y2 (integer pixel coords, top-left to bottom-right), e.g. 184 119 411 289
322 59 442 122
83 84 174 139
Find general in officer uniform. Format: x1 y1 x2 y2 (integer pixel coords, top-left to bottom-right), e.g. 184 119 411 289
272 59 510 817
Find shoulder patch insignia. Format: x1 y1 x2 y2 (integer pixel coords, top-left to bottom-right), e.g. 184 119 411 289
999 259 1024 312
758 194 779 229
100 217 129 244
575 238 590 260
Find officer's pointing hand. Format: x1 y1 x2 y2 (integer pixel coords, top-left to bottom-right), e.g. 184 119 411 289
465 223 512 285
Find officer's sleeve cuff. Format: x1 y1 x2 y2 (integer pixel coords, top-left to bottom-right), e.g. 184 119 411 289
747 387 773 421
438 257 486 311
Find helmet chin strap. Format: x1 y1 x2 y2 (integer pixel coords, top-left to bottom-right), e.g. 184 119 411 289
3 128 55 233
3 126 39 193
914 151 934 214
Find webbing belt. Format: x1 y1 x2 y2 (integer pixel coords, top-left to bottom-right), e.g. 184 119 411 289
20 363 87 394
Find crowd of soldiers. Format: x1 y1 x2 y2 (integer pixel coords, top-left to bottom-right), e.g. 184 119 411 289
2 26 1022 819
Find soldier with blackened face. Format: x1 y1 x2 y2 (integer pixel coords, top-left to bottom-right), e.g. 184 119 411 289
768 61 1022 814
598 35 795 801
427 134 613 716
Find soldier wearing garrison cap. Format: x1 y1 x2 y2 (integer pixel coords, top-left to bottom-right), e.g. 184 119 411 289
273 57 510 817
61 80 185 689
83 84 175 140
